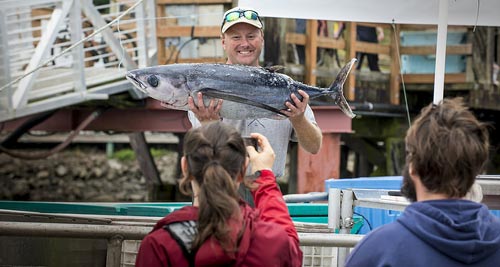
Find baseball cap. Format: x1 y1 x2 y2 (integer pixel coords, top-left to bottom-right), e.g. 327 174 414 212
221 7 263 33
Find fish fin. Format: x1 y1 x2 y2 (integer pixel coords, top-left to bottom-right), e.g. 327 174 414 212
199 89 289 117
332 58 357 89
264 65 285 73
329 58 357 118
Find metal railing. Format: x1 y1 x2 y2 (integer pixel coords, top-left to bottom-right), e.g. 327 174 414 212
0 219 363 267
0 0 156 123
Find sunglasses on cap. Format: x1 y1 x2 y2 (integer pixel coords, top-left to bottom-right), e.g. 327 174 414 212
222 9 262 25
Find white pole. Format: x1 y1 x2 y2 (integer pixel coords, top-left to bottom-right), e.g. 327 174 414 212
328 188 341 230
433 0 449 104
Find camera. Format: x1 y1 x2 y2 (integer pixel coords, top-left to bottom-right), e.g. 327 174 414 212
243 137 258 150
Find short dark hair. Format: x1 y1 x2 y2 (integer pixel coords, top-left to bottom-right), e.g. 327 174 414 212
405 97 489 197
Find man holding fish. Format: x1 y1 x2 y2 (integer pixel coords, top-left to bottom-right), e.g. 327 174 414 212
187 6 323 204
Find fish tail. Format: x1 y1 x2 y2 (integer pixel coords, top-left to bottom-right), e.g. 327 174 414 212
328 58 357 118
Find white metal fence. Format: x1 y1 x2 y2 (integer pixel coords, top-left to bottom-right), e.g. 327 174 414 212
0 0 156 122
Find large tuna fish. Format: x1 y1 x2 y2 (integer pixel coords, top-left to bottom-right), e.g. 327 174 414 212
126 58 357 119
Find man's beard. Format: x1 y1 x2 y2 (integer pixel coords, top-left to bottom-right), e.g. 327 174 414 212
401 164 417 202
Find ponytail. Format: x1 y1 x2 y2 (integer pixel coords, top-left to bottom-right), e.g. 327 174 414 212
194 161 240 251
179 122 248 252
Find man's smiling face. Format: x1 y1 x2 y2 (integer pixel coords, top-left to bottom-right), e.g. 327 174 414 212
222 23 264 67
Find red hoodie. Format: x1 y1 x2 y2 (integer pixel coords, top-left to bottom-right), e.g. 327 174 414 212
135 170 303 267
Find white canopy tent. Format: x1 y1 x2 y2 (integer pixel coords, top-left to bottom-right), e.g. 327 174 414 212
240 0 500 104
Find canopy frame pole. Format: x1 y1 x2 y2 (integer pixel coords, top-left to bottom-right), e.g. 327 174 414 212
433 0 449 104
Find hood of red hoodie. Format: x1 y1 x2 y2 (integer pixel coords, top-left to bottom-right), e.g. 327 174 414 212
151 201 259 266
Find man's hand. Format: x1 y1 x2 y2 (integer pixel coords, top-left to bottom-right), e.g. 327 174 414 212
187 92 223 123
282 90 323 154
282 90 309 119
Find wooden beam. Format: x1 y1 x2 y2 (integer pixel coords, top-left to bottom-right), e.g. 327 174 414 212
403 73 467 84
286 33 346 50
344 22 357 101
264 17 282 65
156 0 232 4
157 25 221 37
390 24 401 105
355 41 390 55
400 44 472 55
2 103 352 133
305 20 318 85
129 132 163 187
317 36 345 50
286 32 306 45
156 2 166 63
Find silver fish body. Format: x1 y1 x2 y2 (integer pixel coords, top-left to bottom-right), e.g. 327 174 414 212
126 58 357 119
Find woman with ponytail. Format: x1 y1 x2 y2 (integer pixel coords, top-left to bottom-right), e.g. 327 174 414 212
135 122 303 267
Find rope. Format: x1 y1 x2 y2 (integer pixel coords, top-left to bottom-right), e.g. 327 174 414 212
473 0 481 32
391 20 412 128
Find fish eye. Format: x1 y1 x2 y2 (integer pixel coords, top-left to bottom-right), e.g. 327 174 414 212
147 75 159 87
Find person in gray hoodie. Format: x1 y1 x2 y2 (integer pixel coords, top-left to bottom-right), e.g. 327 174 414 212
345 97 500 267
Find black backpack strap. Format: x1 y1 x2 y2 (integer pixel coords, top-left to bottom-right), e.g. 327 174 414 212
164 220 198 267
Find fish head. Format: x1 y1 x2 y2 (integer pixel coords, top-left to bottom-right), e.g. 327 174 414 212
126 67 191 110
